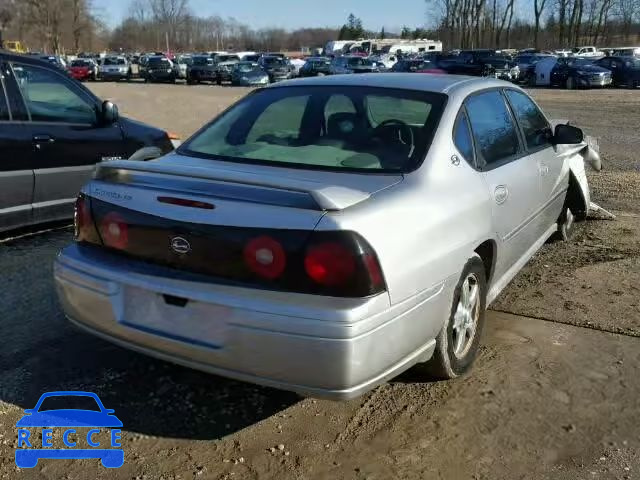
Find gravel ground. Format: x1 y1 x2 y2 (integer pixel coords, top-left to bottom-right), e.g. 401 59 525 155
0 82 638 479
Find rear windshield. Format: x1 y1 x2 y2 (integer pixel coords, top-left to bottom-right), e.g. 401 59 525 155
104 58 125 65
71 60 90 67
348 57 373 67
193 56 213 66
149 57 170 66
181 86 446 173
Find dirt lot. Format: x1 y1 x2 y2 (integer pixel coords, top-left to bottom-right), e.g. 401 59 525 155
0 82 639 479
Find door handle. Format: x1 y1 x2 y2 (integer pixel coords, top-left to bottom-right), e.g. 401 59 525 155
494 185 509 205
33 135 55 150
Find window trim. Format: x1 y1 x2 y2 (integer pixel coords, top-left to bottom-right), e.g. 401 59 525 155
502 88 554 156
452 107 477 168
178 85 448 175
9 61 100 126
462 87 526 172
0 63 12 121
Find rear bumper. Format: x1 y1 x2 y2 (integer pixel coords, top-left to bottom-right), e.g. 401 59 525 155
54 245 451 399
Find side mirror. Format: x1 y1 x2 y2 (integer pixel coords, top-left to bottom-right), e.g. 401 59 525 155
101 100 119 124
553 124 584 145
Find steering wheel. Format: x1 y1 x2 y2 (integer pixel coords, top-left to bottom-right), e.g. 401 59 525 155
372 119 415 156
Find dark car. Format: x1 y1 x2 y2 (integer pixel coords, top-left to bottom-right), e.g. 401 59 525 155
390 59 445 74
0 53 176 234
187 55 217 84
329 56 377 75
231 62 270 86
143 56 176 83
438 50 517 79
260 56 295 82
594 56 640 88
550 57 612 89
299 57 332 77
214 55 241 85
513 54 554 85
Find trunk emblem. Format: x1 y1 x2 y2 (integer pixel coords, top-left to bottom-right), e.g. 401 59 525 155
170 237 191 254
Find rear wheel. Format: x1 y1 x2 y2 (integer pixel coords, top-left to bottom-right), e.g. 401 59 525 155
418 255 487 380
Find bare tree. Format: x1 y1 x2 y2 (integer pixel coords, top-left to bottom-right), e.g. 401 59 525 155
534 0 549 48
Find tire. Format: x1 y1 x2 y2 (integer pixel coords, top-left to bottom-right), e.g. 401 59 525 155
555 206 575 242
216 78 222 85
419 255 487 380
566 76 576 90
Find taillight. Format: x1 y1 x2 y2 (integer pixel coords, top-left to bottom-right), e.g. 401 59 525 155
305 242 355 287
303 232 386 296
99 212 129 250
243 235 287 280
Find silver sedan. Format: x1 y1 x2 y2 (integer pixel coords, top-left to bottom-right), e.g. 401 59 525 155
55 74 594 399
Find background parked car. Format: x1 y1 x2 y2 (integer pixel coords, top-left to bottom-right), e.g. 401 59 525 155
329 56 377 74
172 55 192 80
299 57 332 77
594 56 640 88
0 52 176 233
260 56 296 82
550 57 612 89
143 56 176 83
390 58 445 74
231 61 269 86
215 55 241 85
187 55 217 84
69 59 97 81
513 53 554 85
99 56 132 82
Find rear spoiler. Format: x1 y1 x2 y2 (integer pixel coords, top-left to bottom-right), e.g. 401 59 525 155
94 160 372 211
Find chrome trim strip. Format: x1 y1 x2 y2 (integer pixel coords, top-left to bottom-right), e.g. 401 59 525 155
503 187 568 242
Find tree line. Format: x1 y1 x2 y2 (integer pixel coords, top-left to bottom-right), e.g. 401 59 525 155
1 0 639 54
428 0 640 50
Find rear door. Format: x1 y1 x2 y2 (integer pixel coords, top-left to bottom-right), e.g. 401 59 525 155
0 61 34 232
464 90 542 281
10 61 128 224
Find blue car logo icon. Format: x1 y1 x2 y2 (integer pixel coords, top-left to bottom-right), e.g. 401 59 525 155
15 391 123 468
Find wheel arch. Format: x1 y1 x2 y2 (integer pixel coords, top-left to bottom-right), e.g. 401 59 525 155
474 239 497 285
566 171 588 221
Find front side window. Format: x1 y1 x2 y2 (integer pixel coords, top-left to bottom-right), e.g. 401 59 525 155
13 64 96 124
182 86 446 172
465 90 520 167
505 90 552 150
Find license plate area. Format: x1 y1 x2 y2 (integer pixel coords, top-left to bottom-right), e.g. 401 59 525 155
121 286 229 349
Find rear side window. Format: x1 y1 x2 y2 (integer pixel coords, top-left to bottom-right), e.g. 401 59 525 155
465 90 520 167
246 95 309 143
453 112 474 164
504 90 552 150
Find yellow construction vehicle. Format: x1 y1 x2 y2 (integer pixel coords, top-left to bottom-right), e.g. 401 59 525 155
4 41 27 54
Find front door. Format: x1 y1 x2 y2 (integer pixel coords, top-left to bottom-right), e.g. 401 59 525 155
0 62 34 232
504 89 568 230
464 90 542 282
9 61 128 224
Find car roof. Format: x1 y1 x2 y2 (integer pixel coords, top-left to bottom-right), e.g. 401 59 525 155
272 73 511 96
0 51 65 68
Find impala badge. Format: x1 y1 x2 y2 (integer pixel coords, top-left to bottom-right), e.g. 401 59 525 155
170 237 191 255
